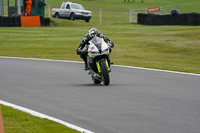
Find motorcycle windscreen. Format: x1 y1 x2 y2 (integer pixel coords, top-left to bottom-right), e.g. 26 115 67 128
90 37 102 50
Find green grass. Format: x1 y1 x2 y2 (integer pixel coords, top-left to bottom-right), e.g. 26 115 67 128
1 105 80 133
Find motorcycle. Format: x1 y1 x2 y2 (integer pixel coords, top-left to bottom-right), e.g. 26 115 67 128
86 36 112 86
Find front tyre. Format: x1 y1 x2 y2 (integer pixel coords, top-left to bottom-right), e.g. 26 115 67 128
54 13 59 18
100 61 110 86
85 19 90 23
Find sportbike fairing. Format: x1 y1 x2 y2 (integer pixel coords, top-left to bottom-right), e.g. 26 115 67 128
88 36 110 58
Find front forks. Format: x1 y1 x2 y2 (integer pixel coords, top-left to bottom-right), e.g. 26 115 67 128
96 59 111 73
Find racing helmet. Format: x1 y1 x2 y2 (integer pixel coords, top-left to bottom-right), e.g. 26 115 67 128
88 28 99 37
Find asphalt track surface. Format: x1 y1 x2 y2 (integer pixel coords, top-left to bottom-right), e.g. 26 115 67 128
0 57 200 133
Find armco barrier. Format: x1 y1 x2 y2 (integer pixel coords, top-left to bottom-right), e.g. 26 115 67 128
137 13 200 26
0 16 50 27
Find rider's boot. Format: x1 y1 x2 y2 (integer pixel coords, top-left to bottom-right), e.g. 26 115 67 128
83 59 89 71
84 63 89 70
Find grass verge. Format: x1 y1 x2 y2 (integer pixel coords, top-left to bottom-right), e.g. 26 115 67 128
1 105 80 133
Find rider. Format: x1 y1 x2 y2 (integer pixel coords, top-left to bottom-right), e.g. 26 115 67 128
77 28 114 70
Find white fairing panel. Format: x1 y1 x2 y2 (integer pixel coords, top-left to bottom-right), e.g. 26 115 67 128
102 40 109 51
88 43 99 53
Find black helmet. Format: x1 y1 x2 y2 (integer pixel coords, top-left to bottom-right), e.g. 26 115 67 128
88 28 99 37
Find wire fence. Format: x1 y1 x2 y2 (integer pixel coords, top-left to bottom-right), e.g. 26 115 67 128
91 9 129 24
0 0 3 16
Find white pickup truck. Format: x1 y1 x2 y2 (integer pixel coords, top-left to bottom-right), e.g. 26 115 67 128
52 2 92 22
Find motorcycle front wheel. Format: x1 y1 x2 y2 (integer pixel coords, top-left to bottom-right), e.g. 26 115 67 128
100 60 110 86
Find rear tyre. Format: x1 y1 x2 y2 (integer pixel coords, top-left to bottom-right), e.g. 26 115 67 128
100 61 110 86
70 13 75 21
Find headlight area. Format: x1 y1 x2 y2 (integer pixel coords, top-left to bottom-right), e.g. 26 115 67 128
74 11 82 15
89 51 100 57
90 51 99 54
102 48 109 54
74 11 91 16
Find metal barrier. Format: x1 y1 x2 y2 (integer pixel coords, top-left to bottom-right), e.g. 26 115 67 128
137 13 200 26
0 16 50 27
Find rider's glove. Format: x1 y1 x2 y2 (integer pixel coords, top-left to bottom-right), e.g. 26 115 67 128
82 49 88 54
108 41 114 48
77 48 87 55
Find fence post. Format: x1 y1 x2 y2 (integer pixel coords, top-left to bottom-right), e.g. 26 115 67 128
48 4 50 18
129 9 133 23
17 0 21 15
99 8 102 23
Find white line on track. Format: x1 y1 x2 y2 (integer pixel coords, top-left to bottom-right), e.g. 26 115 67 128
0 56 199 133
